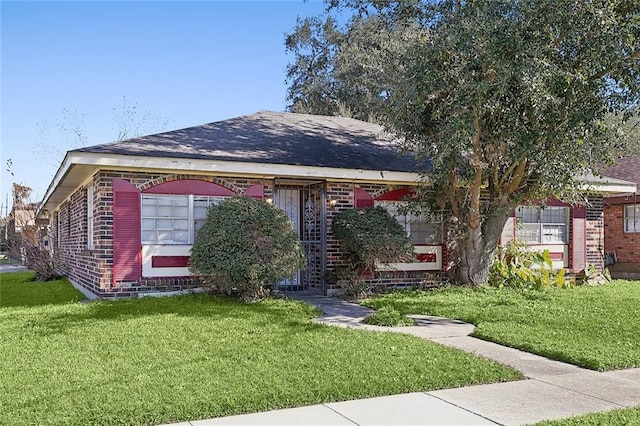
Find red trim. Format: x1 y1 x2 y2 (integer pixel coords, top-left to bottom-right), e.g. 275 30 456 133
143 179 235 196
572 206 587 271
152 256 190 268
523 198 571 207
549 252 564 261
244 184 264 199
605 194 639 205
375 188 415 201
355 187 374 208
417 253 437 263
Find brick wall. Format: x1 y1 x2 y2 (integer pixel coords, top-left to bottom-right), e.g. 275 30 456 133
52 170 274 298
604 204 640 267
586 196 605 270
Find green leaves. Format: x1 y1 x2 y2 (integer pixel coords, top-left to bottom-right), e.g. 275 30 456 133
189 197 307 300
286 0 639 283
331 206 414 274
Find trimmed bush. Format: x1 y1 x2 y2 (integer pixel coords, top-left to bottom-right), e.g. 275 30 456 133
190 196 306 300
331 207 414 297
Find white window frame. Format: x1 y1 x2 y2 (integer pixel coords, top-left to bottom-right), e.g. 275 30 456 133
141 194 227 245
376 201 443 245
624 204 640 233
515 206 569 244
87 185 94 250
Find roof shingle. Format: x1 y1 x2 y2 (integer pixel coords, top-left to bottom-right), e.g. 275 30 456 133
74 111 424 173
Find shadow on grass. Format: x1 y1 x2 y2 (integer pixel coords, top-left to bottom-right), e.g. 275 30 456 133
22 293 326 337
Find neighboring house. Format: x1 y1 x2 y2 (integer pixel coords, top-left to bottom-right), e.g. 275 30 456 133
601 156 640 279
39 111 636 297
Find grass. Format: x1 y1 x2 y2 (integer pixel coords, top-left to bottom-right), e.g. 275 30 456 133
363 281 640 371
363 305 415 326
0 271 85 307
535 407 640 425
0 272 520 425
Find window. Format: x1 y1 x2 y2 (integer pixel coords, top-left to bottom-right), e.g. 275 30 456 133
87 185 94 249
516 206 569 244
378 202 443 244
193 195 227 239
141 194 226 244
624 205 640 233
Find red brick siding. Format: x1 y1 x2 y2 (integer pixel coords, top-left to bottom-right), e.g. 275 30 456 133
604 204 640 266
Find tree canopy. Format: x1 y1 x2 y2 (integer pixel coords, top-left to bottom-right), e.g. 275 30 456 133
286 0 640 284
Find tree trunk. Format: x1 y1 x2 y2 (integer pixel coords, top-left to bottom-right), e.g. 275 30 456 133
457 209 511 285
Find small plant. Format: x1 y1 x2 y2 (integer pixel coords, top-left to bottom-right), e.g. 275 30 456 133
576 263 612 286
363 305 415 327
190 196 307 301
490 240 573 290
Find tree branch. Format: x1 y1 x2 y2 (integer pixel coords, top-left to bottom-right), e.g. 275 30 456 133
591 50 640 80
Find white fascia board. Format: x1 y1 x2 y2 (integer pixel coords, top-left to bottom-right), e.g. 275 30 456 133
72 152 423 184
38 153 73 214
579 182 638 194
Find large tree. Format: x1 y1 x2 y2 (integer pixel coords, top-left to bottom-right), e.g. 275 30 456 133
286 0 640 284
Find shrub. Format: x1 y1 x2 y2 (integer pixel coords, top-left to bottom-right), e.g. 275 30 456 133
190 196 307 300
364 306 415 327
490 240 571 290
331 207 414 297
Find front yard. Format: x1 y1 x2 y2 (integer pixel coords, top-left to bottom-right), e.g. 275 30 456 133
0 272 520 425
364 280 640 371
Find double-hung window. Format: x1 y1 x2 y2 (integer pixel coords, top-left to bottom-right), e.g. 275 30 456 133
377 202 443 244
624 205 640 233
516 206 569 244
141 194 226 244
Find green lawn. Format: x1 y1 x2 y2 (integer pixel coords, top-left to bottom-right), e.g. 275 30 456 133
0 272 520 425
535 407 640 425
363 281 640 371
0 271 84 307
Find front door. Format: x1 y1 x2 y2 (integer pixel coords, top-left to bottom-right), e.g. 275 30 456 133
274 189 301 289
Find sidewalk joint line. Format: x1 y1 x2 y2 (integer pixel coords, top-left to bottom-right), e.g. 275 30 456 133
531 378 627 408
322 403 361 425
424 392 502 425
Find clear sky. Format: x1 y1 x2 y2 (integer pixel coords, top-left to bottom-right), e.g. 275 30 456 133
1 0 329 212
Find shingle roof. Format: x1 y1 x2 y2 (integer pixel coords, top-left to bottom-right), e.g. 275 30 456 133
74 111 424 173
600 156 640 186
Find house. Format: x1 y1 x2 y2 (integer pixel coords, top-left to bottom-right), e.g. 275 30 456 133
601 156 640 279
39 111 637 297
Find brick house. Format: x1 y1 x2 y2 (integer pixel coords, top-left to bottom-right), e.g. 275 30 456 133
39 111 636 297
601 156 640 279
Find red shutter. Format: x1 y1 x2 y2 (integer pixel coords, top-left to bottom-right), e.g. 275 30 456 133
113 178 141 284
572 206 587 272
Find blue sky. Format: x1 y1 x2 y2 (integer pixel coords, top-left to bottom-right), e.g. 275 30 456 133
1 0 329 211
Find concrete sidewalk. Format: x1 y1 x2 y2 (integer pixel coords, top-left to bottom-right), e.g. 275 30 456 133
165 294 640 426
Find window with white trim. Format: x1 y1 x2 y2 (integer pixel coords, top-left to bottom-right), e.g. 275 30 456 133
516 206 569 243
624 205 640 233
377 202 443 244
141 194 227 244
87 185 94 250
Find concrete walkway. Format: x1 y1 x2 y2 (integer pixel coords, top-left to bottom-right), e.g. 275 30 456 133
165 294 640 426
